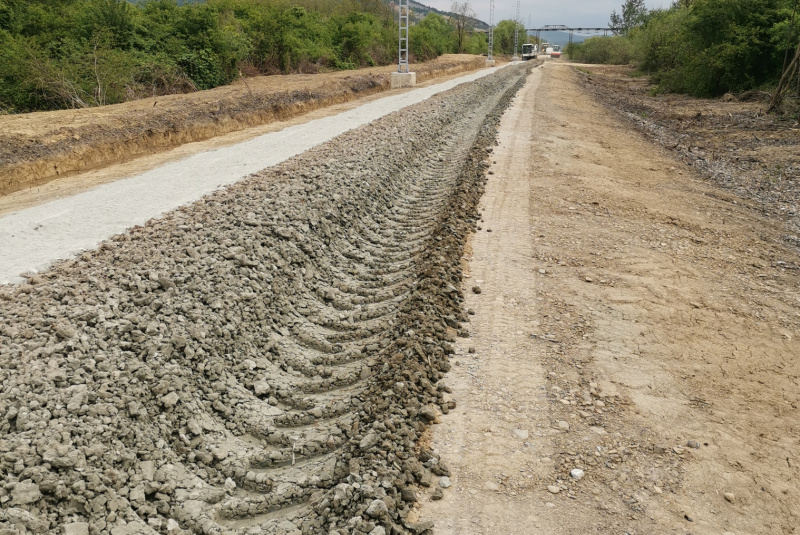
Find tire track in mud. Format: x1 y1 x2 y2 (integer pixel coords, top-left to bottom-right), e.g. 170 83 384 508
0 63 535 535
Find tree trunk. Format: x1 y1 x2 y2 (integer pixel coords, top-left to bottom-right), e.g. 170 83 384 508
768 41 800 113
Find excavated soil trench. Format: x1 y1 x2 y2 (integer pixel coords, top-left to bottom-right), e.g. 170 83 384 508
0 63 534 535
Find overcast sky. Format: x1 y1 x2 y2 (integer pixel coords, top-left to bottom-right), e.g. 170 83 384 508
421 0 670 31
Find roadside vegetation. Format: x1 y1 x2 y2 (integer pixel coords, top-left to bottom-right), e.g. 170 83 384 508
0 0 495 112
564 0 800 101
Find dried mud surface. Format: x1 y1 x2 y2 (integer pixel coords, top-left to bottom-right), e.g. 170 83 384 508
417 63 799 535
0 63 533 535
0 55 487 197
579 65 800 250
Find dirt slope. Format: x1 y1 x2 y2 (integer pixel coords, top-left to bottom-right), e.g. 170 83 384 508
419 63 799 534
0 55 488 197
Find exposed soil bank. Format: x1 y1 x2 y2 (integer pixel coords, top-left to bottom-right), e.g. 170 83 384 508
0 55 489 197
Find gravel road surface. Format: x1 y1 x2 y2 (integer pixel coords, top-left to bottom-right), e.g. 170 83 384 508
0 63 533 534
0 65 508 286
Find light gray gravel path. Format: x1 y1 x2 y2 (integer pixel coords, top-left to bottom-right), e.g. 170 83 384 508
0 66 508 285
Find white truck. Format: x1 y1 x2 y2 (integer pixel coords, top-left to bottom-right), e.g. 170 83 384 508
521 43 538 60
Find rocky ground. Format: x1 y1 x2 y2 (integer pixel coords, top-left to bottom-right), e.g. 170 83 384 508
0 62 535 535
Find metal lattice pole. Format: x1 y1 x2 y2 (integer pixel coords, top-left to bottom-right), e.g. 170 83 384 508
487 0 495 61
398 0 409 73
512 0 520 60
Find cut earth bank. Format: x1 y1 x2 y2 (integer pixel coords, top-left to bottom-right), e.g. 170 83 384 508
0 54 490 199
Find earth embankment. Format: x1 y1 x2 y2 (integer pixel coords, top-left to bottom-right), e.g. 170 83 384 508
0 55 488 197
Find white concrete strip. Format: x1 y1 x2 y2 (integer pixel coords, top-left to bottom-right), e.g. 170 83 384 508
0 65 508 285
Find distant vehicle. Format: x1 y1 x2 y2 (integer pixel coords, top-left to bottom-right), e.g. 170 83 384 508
550 44 562 58
521 43 538 60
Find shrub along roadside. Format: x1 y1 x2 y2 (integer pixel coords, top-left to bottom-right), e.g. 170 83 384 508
564 0 800 98
0 0 492 112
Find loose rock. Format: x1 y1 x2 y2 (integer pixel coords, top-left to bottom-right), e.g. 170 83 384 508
0 62 535 534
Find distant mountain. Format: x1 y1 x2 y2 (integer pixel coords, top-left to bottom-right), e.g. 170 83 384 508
406 1 490 30
546 31 583 46
531 31 596 46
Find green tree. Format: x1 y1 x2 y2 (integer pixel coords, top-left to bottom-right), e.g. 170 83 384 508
493 19 525 55
450 1 475 53
610 0 648 34
411 13 455 60
76 0 136 48
569 35 636 64
683 0 785 94
329 9 395 68
463 30 486 54
0 0 459 112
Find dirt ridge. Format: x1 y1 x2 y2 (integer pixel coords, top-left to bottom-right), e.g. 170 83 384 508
0 63 532 535
0 55 487 197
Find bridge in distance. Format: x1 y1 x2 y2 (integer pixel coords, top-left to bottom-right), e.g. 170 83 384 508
527 24 623 43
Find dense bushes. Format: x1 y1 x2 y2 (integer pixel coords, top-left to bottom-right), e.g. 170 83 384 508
492 20 525 55
410 13 455 60
566 0 800 97
566 35 636 65
0 0 493 112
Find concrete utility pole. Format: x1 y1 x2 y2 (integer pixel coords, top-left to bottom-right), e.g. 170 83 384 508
486 0 495 66
391 0 416 87
512 0 520 60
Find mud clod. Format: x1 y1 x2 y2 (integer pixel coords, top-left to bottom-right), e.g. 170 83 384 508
0 65 532 533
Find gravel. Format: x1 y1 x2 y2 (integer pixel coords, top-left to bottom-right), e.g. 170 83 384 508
0 66 508 286
0 63 532 534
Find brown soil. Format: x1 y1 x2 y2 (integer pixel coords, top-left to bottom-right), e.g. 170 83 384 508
578 64 800 243
0 54 489 198
418 63 799 534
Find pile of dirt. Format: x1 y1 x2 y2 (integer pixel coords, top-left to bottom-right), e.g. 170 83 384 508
0 63 532 535
0 55 488 197
577 65 800 248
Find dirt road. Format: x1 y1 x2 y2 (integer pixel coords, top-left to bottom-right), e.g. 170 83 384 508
420 63 799 534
